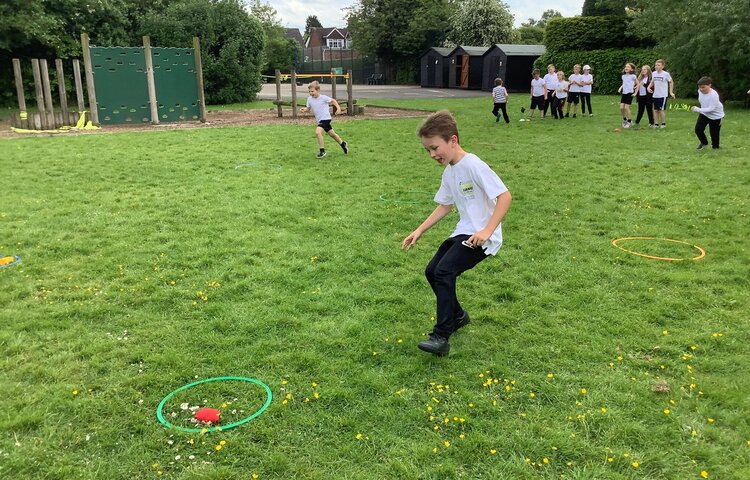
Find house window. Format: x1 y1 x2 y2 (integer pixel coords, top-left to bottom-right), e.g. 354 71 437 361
327 38 344 48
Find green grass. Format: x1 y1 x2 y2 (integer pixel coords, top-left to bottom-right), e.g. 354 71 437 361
1 95 749 479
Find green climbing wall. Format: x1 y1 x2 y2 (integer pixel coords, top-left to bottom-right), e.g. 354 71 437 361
90 46 201 125
91 47 150 124
151 48 201 123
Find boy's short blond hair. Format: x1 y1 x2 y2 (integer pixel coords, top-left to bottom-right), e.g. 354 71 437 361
655 59 665 66
308 80 321 90
417 110 459 143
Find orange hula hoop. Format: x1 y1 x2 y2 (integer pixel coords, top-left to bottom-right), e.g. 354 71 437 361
611 237 706 261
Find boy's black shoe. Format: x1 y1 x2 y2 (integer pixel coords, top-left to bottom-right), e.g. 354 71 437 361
573 114 577 118
418 334 449 356
495 113 501 123
451 311 471 334
565 113 569 118
696 144 707 150
340 141 348 154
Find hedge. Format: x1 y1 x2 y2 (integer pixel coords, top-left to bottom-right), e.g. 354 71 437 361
534 48 662 95
544 16 654 53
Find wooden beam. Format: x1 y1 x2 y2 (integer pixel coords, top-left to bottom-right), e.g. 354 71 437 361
192 37 207 122
347 69 354 116
31 59 47 129
72 59 85 111
275 69 282 118
12 59 26 112
40 59 56 127
80 33 99 125
291 70 297 119
143 36 160 125
56 59 69 124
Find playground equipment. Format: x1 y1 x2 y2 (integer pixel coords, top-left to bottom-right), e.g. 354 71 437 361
272 69 363 118
11 34 207 130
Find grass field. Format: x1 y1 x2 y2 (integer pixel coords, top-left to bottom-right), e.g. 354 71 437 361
1 95 749 479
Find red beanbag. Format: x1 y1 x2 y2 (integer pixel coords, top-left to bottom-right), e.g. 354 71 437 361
194 407 221 423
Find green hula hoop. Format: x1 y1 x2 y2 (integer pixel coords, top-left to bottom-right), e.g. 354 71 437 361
156 376 272 433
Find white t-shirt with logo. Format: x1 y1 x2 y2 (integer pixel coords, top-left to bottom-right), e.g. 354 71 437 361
651 71 672 98
306 94 333 122
543 72 558 91
531 78 545 96
434 153 509 255
556 80 569 99
621 73 637 94
580 73 593 93
568 74 582 93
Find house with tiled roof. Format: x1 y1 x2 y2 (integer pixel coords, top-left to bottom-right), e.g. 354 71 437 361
285 28 304 47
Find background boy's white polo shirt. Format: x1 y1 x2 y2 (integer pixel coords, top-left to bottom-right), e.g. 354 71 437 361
434 153 509 256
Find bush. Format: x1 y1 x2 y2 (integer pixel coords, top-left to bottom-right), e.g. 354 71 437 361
534 48 661 94
544 16 653 53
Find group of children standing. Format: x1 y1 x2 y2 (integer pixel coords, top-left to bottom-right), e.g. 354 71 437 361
523 64 594 120
618 59 674 129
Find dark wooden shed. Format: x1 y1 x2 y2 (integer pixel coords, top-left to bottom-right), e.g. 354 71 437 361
482 44 546 92
446 46 488 90
420 47 453 88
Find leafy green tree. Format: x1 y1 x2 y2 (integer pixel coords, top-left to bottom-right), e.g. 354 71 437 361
516 26 545 45
522 9 562 28
582 0 634 16
141 0 265 104
346 0 455 83
305 15 323 37
446 0 517 46
630 0 750 99
249 0 295 74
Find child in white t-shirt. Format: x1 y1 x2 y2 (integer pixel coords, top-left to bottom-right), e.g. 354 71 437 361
528 69 546 119
553 71 569 120
618 63 638 128
692 76 725 150
648 59 675 128
542 64 558 118
299 81 349 158
580 65 594 116
566 64 582 118
402 110 512 357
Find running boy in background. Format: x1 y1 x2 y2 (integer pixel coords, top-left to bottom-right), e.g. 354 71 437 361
528 69 546 119
491 78 510 124
691 76 724 150
553 70 568 120
566 64 582 118
299 80 349 158
580 65 594 116
618 63 638 128
542 64 558 118
648 59 675 128
402 110 512 357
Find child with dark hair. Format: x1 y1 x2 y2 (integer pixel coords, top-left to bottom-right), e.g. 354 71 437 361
491 78 510 124
692 77 724 150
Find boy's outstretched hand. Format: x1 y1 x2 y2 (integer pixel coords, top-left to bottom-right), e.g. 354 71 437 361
402 230 422 250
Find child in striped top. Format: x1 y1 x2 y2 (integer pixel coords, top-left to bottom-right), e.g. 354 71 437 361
491 78 510 124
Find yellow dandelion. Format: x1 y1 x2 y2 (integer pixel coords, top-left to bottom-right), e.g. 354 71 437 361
312 382 317 387
221 403 228 408
490 449 497 455
432 447 438 453
543 457 549 464
529 392 536 398
304 397 310 403
581 388 587 395
215 445 222 451
282 399 288 405
623 453 630 458
313 392 320 399
601 407 607 413
700 471 709 478
707 418 715 424
219 440 226 445
252 474 259 479
631 461 639 468
547 373 554 379
72 389 78 396
459 434 465 439
607 457 614 462
662 330 669 335
427 405 432 412
356 433 363 440
152 464 159 469
468 403 474 408
444 441 451 447
281 379 288 385
664 409 671 415
617 356 623 361
285 393 293 400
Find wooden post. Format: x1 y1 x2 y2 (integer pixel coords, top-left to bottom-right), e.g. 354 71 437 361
12 59 26 113
55 59 70 125
330 68 337 102
81 33 99 125
72 59 85 111
347 69 354 116
31 59 47 129
192 37 207 122
143 36 160 125
275 69 282 118
40 59 56 128
291 69 297 119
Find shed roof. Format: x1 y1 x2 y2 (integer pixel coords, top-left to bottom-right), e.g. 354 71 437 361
455 46 490 56
491 44 546 56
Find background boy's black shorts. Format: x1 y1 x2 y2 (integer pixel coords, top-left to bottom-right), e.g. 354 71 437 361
568 92 580 103
317 119 333 132
620 93 634 105
653 97 667 110
530 95 545 109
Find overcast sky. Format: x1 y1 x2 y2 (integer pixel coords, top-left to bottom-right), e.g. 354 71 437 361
269 0 586 31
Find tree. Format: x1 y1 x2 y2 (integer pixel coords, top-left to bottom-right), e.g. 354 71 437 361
141 0 265 104
522 9 562 28
346 0 455 83
305 15 323 37
248 0 295 74
629 0 750 99
582 0 634 16
446 0 517 46
516 26 545 45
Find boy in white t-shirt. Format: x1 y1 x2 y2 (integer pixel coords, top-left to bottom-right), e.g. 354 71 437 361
566 64 582 118
692 76 725 150
528 69 546 119
542 64 559 119
580 65 594 116
402 110 512 356
300 81 349 158
648 59 675 128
